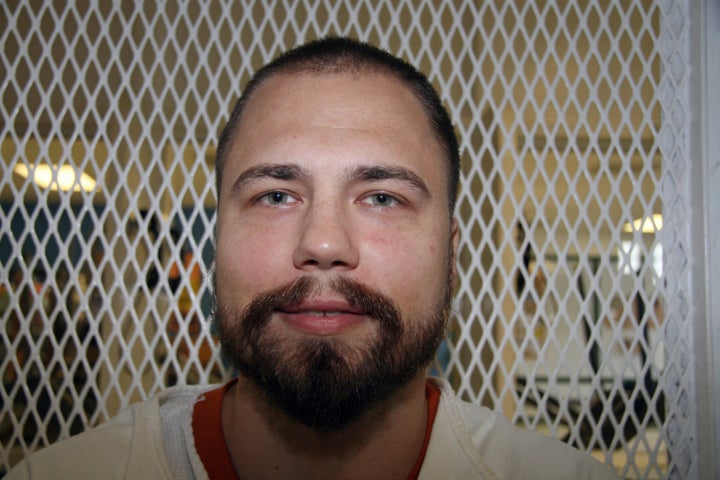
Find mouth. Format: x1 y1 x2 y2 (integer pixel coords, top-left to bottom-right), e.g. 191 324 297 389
276 300 369 336
293 310 354 317
278 298 367 315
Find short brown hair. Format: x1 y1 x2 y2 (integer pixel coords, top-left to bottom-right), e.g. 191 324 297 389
215 36 460 213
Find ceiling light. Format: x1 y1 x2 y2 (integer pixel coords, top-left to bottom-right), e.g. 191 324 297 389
622 213 663 233
13 163 97 192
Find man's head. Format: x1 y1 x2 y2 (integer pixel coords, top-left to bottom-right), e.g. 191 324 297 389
213 37 460 432
215 36 460 214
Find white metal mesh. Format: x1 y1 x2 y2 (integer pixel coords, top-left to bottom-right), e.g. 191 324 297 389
0 1 698 478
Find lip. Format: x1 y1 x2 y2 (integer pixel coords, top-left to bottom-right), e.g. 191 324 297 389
276 299 369 336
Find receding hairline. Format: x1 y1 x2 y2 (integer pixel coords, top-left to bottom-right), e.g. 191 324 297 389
215 37 461 213
222 60 425 148
231 67 438 139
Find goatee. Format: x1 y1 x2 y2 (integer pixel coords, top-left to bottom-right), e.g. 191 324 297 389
215 275 451 432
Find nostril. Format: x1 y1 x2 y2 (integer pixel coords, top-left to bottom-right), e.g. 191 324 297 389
293 213 360 270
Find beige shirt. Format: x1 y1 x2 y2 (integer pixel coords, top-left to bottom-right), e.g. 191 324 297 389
7 378 617 479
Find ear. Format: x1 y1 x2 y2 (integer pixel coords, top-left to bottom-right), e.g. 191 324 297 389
450 217 459 285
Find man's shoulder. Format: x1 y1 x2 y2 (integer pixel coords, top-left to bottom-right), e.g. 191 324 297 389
424 377 618 480
6 403 145 480
5 384 211 480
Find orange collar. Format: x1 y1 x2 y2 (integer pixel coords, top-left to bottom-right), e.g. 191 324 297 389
192 379 441 480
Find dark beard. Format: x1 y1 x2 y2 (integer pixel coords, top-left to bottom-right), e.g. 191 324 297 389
215 275 451 433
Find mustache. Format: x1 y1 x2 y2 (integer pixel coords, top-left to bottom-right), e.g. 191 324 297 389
240 276 403 337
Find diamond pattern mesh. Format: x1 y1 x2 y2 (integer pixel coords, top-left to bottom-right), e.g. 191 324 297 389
0 1 697 478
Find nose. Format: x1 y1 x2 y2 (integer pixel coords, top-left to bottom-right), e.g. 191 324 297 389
293 201 359 271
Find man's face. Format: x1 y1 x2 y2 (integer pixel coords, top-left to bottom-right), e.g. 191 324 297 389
215 71 457 431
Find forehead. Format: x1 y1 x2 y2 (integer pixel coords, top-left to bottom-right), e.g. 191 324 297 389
237 71 440 151
248 70 427 123
222 71 447 197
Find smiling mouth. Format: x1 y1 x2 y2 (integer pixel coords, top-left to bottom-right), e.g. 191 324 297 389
277 307 367 319
275 303 369 336
277 300 367 317
298 310 352 317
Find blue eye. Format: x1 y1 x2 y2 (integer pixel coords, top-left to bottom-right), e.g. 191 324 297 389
365 193 399 207
259 191 295 206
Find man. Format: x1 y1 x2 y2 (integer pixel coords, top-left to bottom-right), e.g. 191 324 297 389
8 37 616 479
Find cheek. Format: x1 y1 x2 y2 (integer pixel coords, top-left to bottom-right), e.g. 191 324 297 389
361 229 450 312
215 224 290 302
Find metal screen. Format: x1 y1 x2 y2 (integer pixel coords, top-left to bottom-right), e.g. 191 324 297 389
0 1 699 478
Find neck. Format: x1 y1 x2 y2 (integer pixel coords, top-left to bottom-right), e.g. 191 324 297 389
222 374 429 480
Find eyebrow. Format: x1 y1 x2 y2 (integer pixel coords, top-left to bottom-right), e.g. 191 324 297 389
228 162 432 200
348 165 431 199
229 163 310 197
